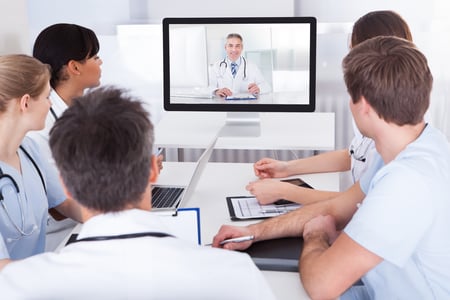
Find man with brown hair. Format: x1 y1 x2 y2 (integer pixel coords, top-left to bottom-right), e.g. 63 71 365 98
300 36 450 299
214 36 450 299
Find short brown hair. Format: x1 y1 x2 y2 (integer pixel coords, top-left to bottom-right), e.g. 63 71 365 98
343 36 432 125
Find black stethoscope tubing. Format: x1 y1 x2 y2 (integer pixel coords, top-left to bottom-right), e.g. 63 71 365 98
219 56 247 79
0 145 46 237
0 145 46 198
68 232 174 243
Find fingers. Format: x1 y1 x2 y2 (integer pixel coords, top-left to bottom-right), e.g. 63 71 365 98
157 155 164 171
215 88 232 97
212 226 253 251
248 83 260 94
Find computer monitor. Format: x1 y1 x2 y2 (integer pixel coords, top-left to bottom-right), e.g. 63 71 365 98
162 17 317 136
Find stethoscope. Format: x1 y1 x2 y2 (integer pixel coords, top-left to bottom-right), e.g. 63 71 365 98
67 232 174 244
349 137 373 163
0 146 46 238
219 56 247 79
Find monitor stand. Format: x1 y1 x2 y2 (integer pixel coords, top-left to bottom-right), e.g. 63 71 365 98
219 112 261 137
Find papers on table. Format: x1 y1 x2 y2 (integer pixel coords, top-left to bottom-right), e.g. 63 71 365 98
226 196 301 220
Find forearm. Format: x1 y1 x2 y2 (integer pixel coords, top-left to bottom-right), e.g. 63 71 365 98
287 149 351 175
284 185 341 205
300 232 334 299
54 198 83 223
249 182 364 242
248 200 333 242
328 183 364 230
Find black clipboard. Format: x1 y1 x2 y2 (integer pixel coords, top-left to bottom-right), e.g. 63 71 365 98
226 178 313 221
241 237 366 283
240 237 303 272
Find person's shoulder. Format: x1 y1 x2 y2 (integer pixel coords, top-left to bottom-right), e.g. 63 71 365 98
20 137 48 166
21 136 41 153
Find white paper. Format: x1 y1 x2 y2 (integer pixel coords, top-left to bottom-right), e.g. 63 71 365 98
230 197 301 219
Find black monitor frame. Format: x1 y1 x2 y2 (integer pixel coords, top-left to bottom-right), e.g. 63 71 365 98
162 16 317 113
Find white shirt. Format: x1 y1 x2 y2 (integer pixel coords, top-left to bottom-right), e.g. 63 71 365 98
0 209 276 300
209 57 271 95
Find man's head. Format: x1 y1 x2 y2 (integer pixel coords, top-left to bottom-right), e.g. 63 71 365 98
49 86 156 213
343 36 432 127
225 33 243 62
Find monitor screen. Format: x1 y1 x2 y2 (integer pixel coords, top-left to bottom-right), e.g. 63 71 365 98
162 17 317 113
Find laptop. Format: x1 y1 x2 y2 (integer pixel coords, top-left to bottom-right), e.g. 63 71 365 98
151 136 217 214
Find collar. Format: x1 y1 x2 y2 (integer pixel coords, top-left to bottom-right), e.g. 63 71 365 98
227 56 242 67
49 90 69 118
77 209 172 240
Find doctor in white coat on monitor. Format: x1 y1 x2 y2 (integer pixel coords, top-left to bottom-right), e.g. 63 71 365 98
209 33 271 97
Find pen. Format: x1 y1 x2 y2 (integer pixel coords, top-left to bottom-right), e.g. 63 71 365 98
219 235 254 245
154 147 163 156
260 206 298 214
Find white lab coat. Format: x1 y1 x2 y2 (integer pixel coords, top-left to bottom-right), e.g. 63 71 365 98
0 209 276 300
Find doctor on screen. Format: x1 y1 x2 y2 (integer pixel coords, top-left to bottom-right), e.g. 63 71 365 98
209 33 271 97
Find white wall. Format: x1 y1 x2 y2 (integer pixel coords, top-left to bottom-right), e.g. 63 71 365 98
23 0 296 125
0 0 29 54
4 0 450 172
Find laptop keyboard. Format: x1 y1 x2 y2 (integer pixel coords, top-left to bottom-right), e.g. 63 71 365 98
151 186 184 208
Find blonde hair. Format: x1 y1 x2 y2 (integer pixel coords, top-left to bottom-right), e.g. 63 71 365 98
0 54 51 112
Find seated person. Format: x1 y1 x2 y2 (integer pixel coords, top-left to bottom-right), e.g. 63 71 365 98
209 33 271 97
247 10 413 205
0 86 275 300
214 36 450 299
0 54 82 264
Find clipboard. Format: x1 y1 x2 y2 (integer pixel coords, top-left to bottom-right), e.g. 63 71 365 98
240 237 303 272
166 207 201 245
226 196 301 220
226 178 312 221
225 93 257 100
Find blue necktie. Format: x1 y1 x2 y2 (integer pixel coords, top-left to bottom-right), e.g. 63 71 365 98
231 62 237 77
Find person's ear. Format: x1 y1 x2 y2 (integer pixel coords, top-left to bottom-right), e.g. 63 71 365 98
19 94 31 111
149 155 159 183
67 60 81 75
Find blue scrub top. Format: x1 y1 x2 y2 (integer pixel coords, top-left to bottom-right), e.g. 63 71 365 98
0 137 66 259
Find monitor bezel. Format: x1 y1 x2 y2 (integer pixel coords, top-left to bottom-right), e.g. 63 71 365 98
162 16 317 113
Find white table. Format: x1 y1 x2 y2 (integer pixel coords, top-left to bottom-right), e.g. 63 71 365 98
155 111 335 151
158 162 339 300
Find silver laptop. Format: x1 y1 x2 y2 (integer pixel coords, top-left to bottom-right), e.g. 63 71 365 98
151 136 217 214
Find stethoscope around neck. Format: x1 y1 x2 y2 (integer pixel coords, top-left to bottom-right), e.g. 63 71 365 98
219 56 247 79
0 146 46 239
